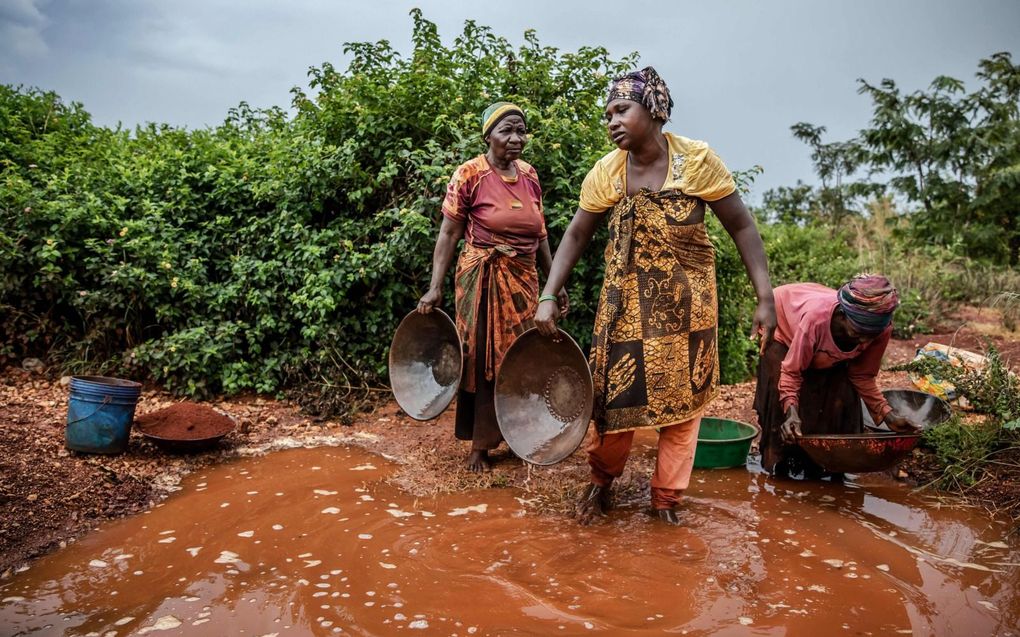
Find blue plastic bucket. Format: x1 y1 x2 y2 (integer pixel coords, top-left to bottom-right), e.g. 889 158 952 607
65 376 142 454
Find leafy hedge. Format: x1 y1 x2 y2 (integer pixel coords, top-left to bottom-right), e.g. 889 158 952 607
1 11 859 411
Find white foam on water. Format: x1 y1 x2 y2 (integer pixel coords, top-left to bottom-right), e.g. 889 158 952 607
238 531 254 538
214 551 241 565
157 537 176 544
380 563 396 569
304 560 322 568
321 507 341 515
88 560 108 568
272 524 284 530
314 490 338 496
447 504 487 517
358 534 373 540
113 617 134 626
113 554 132 561
138 615 181 633
350 464 376 471
386 510 414 518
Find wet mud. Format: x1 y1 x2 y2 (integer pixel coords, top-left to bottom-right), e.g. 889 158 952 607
1 445 1017 636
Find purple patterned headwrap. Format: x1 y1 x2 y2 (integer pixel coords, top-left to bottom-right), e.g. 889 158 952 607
837 274 900 334
606 66 674 121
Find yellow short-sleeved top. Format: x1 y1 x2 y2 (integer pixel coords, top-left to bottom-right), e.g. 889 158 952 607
578 132 736 212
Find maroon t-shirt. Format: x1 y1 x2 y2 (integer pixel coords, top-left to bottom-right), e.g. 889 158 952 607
441 155 547 255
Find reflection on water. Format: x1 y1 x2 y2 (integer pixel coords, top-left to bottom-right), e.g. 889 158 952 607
1 446 1017 636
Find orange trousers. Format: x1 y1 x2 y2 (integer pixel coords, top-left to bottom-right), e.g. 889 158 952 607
587 417 701 510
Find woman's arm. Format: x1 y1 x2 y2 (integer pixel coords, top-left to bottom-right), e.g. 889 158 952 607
537 237 570 317
417 215 465 314
534 208 604 335
711 192 777 347
537 237 553 278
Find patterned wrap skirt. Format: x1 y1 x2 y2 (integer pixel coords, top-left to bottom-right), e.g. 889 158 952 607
454 243 539 394
591 190 719 435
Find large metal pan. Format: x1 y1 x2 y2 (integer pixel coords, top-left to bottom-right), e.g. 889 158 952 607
388 309 463 421
494 328 593 466
863 388 952 432
797 432 921 474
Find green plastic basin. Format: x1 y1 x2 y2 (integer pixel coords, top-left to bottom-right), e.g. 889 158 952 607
694 417 759 469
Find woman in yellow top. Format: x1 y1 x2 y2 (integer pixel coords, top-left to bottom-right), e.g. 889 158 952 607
535 67 776 525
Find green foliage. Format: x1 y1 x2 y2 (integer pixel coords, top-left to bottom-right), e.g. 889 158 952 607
921 417 1001 488
767 53 1020 265
905 344 1020 492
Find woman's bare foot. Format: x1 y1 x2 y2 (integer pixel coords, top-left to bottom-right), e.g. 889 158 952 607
574 483 612 525
466 449 492 473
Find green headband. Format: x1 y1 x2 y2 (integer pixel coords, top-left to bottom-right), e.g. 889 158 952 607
481 102 525 137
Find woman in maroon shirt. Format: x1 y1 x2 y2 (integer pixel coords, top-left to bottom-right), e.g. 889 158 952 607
754 275 919 478
417 102 567 472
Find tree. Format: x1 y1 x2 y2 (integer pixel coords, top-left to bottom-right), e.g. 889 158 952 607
856 52 1020 264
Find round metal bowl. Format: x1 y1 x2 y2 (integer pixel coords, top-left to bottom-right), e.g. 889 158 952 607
863 388 952 432
494 328 593 466
388 309 463 421
797 432 921 474
694 418 759 469
138 417 236 453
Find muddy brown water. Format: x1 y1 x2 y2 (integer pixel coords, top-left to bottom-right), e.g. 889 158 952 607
1 445 1017 636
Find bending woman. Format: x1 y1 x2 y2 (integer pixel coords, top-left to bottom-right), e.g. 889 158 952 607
418 102 567 472
534 68 776 525
755 276 920 478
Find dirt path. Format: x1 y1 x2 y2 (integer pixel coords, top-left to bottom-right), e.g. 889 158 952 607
2 308 1017 575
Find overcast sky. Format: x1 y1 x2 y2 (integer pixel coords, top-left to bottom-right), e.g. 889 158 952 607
2 0 1018 201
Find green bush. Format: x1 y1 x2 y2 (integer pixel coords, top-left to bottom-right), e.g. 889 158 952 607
921 417 1001 487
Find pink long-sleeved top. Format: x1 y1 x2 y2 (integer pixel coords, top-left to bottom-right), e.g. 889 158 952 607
773 283 893 424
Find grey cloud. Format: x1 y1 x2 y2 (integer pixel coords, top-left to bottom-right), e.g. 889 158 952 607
0 0 50 62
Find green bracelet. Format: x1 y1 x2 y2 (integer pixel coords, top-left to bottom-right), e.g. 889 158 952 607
538 294 559 304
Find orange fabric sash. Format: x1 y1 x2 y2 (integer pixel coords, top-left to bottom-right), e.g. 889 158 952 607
454 243 538 393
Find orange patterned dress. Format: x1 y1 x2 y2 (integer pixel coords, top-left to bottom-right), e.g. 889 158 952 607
578 133 736 434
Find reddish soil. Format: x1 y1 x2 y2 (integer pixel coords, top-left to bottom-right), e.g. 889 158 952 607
135 402 235 440
1 306 1017 575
